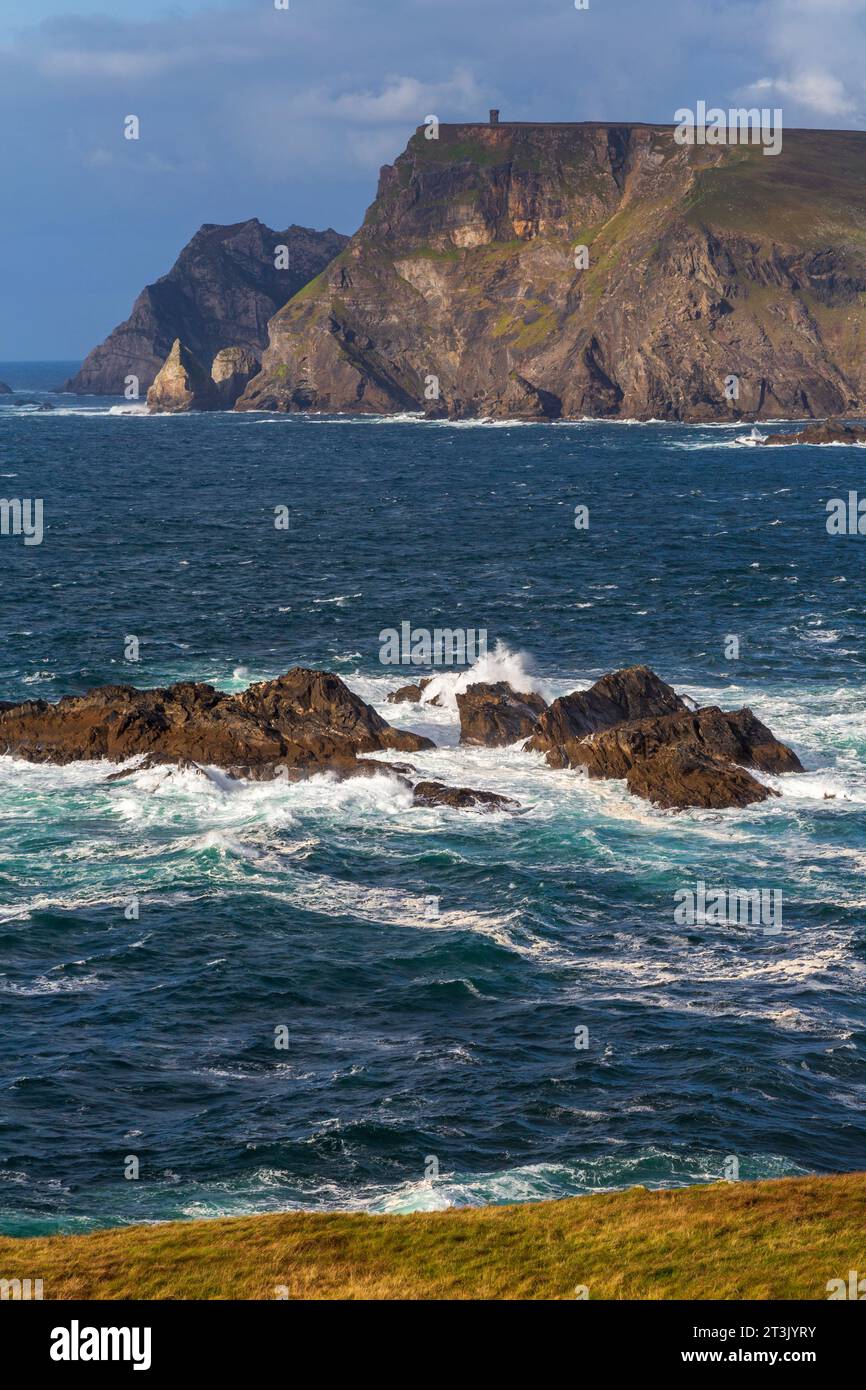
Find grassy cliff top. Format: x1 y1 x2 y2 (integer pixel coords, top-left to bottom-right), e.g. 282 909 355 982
383 123 866 247
2 1173 864 1300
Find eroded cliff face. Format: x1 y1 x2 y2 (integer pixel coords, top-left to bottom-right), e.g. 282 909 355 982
237 124 866 421
66 220 348 395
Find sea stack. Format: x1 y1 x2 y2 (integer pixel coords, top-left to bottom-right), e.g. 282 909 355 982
146 339 218 413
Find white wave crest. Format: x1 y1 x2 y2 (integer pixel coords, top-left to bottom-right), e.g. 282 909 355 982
410 639 553 713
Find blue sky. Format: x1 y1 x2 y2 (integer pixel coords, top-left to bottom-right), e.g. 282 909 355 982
2 0 865 358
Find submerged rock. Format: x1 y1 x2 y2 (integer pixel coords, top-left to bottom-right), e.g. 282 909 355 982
762 418 866 446
0 382 13 394
146 339 218 413
387 677 442 706
457 681 547 746
412 780 519 811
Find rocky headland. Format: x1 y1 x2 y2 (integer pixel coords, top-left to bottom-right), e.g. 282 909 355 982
64 123 866 421
65 220 348 397
235 121 866 422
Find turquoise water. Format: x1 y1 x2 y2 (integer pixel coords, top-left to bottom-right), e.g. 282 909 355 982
1 367 864 1234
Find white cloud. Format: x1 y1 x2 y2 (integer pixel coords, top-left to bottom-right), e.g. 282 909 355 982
745 71 859 119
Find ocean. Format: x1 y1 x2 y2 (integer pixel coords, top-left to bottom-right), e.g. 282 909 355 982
1 363 864 1236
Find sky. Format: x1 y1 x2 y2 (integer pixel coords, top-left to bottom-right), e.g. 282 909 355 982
1 0 865 359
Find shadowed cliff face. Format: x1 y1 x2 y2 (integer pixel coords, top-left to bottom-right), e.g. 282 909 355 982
237 124 866 421
66 220 348 395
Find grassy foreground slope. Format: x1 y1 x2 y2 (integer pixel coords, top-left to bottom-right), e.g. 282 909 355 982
2 1175 865 1300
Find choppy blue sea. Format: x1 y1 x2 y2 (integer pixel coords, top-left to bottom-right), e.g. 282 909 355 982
1 363 865 1236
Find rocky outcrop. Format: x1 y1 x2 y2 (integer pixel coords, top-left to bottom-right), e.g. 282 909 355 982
457 682 547 746
146 341 261 412
0 669 524 812
0 382 12 395
66 220 348 396
568 706 800 779
211 347 261 407
527 667 688 767
146 340 218 413
527 668 802 809
0 659 799 815
762 418 866 446
387 677 440 705
412 781 519 811
626 746 776 811
237 123 866 421
0 668 432 774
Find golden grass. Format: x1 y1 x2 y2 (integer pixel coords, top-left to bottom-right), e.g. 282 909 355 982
2 1174 866 1300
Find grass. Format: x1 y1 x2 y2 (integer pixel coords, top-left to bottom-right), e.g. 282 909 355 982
683 131 866 246
1 1175 865 1300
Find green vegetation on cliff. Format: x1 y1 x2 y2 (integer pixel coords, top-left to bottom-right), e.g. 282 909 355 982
1 1174 864 1300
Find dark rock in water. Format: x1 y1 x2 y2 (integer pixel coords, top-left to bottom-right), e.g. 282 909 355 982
102 749 514 813
715 707 804 774
0 382 12 394
387 676 441 706
412 780 519 811
527 666 687 767
106 752 421 786
0 668 433 774
147 339 219 413
526 666 801 810
36 402 54 411
626 745 778 810
569 707 802 782
762 418 866 446
211 347 261 407
65 219 349 396
104 754 212 783
457 681 547 746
